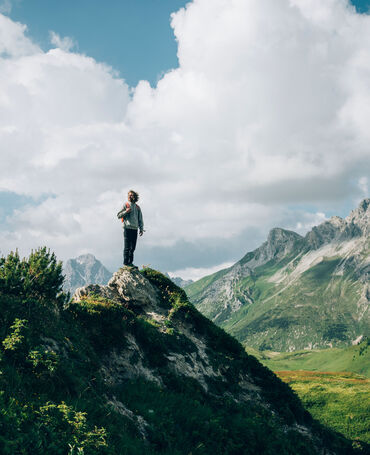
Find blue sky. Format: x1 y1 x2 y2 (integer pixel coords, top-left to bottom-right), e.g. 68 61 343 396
6 0 188 87
5 0 370 87
0 0 369 277
352 0 370 11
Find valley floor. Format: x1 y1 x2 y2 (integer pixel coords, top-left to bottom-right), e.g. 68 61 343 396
246 342 370 377
276 371 369 447
245 342 370 447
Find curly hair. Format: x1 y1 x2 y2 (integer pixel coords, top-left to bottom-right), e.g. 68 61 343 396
128 190 139 203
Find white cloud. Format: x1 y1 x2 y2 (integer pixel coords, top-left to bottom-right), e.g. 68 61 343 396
358 176 368 196
169 261 234 281
0 0 370 272
0 13 39 57
295 212 328 233
49 31 76 52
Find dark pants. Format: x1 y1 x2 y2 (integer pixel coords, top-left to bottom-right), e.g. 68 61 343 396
123 228 138 265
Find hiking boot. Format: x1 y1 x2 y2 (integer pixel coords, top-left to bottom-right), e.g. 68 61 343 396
123 264 138 270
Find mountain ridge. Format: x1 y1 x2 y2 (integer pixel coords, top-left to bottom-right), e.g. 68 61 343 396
186 199 369 351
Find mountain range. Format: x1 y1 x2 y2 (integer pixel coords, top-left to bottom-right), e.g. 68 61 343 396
185 199 369 351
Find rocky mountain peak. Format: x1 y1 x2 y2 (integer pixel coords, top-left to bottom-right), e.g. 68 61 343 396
63 253 112 293
346 198 370 235
328 215 345 228
75 253 96 264
264 227 302 259
267 227 302 243
305 221 342 249
304 200 369 249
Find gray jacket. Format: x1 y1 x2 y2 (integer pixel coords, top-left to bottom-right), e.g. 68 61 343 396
117 202 144 231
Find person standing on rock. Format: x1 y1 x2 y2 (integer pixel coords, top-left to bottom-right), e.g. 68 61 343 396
117 190 144 268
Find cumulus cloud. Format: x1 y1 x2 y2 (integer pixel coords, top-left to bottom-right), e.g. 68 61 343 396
295 212 328 233
0 0 369 273
169 261 235 281
49 31 76 52
0 13 39 56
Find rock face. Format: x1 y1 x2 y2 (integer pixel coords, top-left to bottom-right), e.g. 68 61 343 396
186 199 370 351
63 253 112 293
68 268 356 453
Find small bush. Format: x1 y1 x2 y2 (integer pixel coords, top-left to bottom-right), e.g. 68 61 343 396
2 318 28 352
27 348 59 377
0 247 68 307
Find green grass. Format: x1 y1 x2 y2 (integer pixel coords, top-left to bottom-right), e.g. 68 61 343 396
244 342 370 448
276 371 370 447
301 257 342 285
245 340 370 377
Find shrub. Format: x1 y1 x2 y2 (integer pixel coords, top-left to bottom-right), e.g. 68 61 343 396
0 394 108 455
0 248 68 307
27 348 59 377
35 402 108 454
2 318 28 352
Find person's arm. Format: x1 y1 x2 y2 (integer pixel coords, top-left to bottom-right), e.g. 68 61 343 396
117 203 130 219
138 207 144 235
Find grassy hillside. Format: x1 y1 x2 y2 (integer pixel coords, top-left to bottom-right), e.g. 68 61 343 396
221 255 366 351
245 340 370 377
0 248 358 454
277 371 370 446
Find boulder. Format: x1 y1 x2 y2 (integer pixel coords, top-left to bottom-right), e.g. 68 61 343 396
72 267 160 308
108 267 160 306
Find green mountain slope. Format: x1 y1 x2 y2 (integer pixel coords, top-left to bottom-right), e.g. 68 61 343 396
186 199 370 351
0 248 360 454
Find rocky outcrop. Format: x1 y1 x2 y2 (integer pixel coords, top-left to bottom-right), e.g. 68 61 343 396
264 228 303 260
72 268 257 396
107 268 160 307
346 198 370 236
73 283 120 303
304 199 369 249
